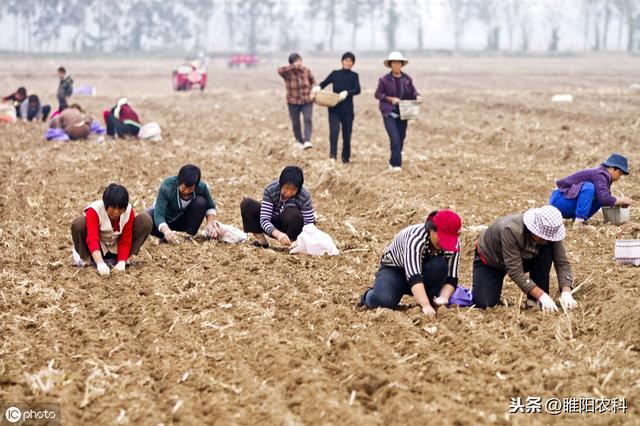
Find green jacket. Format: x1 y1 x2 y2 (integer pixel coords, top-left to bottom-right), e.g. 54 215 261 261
153 176 216 226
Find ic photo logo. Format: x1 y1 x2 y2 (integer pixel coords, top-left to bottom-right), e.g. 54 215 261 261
2 403 60 425
4 406 21 423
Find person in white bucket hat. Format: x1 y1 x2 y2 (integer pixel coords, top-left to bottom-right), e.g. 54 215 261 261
374 51 422 171
473 206 578 312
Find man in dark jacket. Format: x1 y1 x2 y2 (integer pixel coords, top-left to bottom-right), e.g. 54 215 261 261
314 52 361 163
57 66 74 112
146 165 219 243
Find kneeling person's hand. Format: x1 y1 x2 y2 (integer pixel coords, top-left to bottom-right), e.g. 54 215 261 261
97 262 111 277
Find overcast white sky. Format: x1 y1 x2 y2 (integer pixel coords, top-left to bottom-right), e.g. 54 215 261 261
0 0 630 53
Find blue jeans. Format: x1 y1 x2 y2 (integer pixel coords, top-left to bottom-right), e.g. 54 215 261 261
383 115 408 167
361 256 448 309
549 182 602 220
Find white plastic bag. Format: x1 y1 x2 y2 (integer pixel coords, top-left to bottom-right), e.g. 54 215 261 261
289 224 339 256
138 122 162 142
211 222 247 244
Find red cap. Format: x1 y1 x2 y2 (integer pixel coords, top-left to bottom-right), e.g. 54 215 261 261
432 210 461 252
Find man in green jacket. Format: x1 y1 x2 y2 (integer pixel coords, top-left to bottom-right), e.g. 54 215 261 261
147 164 218 243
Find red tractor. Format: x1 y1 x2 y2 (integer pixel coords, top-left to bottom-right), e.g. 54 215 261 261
228 54 259 68
172 58 208 91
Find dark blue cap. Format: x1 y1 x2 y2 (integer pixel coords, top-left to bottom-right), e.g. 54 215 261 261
602 153 629 175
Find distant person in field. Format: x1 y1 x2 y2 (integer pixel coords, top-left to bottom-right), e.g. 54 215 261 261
313 51 361 163
472 206 578 312
57 66 73 112
2 87 27 118
374 51 422 171
20 95 51 122
104 98 141 138
240 166 315 249
49 103 91 140
71 183 153 277
358 210 462 317
550 153 633 229
147 164 219 244
278 53 316 150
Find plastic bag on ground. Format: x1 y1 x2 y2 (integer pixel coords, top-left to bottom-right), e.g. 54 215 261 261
290 224 339 256
138 122 162 142
447 286 473 307
0 103 16 123
212 222 247 244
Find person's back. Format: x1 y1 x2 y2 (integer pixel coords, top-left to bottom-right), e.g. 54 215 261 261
57 106 90 140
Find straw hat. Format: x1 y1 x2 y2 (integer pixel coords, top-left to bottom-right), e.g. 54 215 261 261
523 206 566 242
384 51 408 68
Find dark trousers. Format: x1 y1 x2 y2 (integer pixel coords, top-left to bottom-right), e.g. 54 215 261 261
287 102 313 143
329 109 354 162
71 212 153 263
27 105 51 122
147 196 210 238
361 256 449 309
58 97 68 112
240 197 304 241
472 244 553 308
106 113 139 138
383 115 408 167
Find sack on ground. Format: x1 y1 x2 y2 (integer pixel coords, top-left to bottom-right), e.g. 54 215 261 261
215 222 247 244
290 224 339 256
448 286 473 307
138 122 162 142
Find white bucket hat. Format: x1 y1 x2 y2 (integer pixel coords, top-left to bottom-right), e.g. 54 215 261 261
523 206 566 242
384 51 408 68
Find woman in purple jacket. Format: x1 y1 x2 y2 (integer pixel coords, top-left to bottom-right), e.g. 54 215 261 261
550 153 633 229
374 51 422 171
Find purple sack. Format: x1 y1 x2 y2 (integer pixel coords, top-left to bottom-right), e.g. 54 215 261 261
90 120 105 134
45 128 69 141
448 286 473 307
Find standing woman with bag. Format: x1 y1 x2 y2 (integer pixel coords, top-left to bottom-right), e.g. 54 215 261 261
313 52 361 163
374 51 422 171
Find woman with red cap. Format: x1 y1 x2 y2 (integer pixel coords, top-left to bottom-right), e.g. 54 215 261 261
359 210 462 317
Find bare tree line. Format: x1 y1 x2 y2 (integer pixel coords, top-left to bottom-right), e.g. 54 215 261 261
0 0 638 53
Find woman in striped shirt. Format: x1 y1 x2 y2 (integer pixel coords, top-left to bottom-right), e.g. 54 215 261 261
240 166 315 248
359 210 462 317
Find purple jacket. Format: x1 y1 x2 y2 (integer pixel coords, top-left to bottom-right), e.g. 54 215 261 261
556 166 616 206
374 72 420 117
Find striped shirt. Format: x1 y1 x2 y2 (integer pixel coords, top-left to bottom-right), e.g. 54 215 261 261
260 180 315 236
380 224 460 286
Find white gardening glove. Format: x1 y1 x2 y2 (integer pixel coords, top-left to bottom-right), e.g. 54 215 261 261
416 95 423 104
559 291 578 310
113 261 126 272
339 90 348 101
311 86 321 94
97 262 111 277
537 293 558 313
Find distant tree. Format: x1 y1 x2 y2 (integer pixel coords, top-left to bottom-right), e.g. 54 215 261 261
613 0 639 51
121 1 192 51
384 0 399 50
345 0 364 49
308 0 341 51
236 0 275 54
365 0 384 50
182 0 215 50
474 0 500 50
448 0 473 50
406 0 428 51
